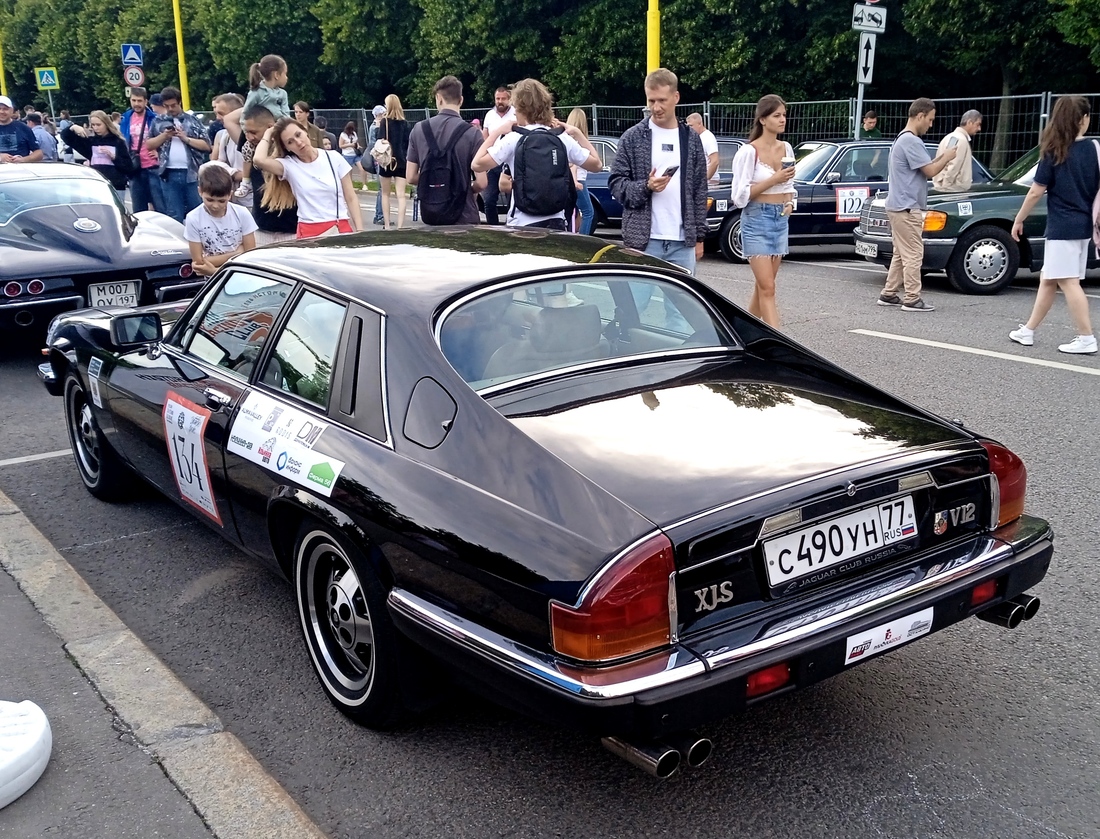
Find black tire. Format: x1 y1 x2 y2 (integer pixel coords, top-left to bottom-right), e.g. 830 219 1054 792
590 197 608 230
294 523 406 728
718 212 747 263
946 225 1020 295
63 372 130 501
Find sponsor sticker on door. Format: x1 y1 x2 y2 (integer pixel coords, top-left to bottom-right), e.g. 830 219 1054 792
226 392 345 497
163 392 223 525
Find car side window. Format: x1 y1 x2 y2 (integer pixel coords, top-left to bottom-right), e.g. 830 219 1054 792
592 141 615 170
263 290 347 408
180 272 294 377
837 148 887 182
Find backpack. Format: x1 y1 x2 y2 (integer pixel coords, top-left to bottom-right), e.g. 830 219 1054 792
418 118 476 225
510 126 573 217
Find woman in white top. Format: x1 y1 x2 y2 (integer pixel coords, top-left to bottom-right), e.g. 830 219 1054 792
729 95 797 328
339 121 364 182
253 116 364 239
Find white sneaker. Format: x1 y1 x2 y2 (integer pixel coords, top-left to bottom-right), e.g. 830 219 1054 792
1009 325 1034 346
233 181 253 199
1057 334 1098 354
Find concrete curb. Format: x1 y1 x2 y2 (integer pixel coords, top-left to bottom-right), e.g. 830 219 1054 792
0 487 327 839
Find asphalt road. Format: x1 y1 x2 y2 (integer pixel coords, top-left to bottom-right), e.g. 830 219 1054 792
1 248 1098 839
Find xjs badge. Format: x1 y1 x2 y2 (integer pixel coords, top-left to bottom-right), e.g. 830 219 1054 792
73 218 101 233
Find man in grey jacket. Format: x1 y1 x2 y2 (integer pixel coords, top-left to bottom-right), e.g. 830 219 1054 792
609 68 709 276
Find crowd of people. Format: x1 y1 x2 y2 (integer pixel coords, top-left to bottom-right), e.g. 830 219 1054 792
1 58 1095 353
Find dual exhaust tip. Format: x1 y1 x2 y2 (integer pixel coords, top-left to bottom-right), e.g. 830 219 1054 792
976 593 1041 630
601 732 713 779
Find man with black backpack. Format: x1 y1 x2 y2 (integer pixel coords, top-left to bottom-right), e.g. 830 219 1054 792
472 78 602 230
407 76 487 225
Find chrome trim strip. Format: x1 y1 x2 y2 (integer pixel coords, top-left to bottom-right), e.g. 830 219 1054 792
683 546 752 573
0 295 84 310
387 529 1045 701
667 572 679 644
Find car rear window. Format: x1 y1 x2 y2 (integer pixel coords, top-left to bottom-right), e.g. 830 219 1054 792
438 273 735 390
0 178 119 225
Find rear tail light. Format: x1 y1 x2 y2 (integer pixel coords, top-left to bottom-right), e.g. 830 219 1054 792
4 282 22 297
179 264 194 278
980 441 1027 528
746 661 792 698
550 533 675 662
27 280 45 295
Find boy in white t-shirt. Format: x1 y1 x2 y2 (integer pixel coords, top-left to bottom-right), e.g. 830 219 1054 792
185 163 258 277
472 78 602 229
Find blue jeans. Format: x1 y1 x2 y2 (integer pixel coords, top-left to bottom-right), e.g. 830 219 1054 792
633 239 694 332
160 168 200 223
575 184 595 234
129 168 165 214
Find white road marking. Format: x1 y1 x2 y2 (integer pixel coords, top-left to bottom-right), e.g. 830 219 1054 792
788 259 887 274
0 449 71 468
851 329 1100 376
61 523 189 552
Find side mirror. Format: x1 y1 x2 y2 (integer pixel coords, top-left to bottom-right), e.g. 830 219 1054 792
110 313 163 348
824 171 842 185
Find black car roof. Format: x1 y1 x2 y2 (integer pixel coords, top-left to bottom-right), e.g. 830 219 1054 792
232 227 676 317
0 162 106 184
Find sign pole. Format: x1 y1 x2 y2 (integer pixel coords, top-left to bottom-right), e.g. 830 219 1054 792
854 83 864 140
171 0 191 110
47 89 55 121
0 35 7 97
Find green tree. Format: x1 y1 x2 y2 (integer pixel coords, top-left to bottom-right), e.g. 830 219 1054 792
311 0 420 106
1057 0 1100 68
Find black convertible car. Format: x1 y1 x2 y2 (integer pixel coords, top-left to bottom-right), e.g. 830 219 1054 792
1 164 197 332
40 229 1051 778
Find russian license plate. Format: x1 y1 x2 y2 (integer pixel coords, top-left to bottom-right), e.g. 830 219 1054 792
855 241 878 258
764 495 917 587
843 607 933 666
89 280 140 307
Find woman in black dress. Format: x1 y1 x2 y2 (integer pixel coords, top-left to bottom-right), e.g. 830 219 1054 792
375 94 410 230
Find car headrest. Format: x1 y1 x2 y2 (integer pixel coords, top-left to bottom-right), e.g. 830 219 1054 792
529 303 602 353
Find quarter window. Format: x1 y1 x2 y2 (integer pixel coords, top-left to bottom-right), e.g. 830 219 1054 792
264 291 347 408
181 272 293 376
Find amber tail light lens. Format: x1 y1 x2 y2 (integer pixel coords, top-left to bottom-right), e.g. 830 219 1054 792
550 534 675 663
981 441 1027 528
923 211 948 232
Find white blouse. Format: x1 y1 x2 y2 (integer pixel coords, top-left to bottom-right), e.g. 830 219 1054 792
730 141 798 209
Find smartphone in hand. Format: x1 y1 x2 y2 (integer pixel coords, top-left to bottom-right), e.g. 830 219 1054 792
662 165 680 177
946 136 960 148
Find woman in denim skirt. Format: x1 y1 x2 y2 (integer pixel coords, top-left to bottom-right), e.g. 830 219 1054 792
730 95 796 327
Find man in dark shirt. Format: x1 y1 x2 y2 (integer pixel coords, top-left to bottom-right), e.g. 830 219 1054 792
406 75 487 225
225 104 298 243
0 96 44 163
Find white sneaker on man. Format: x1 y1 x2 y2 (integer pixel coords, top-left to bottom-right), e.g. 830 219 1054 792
1057 334 1097 354
1009 325 1034 346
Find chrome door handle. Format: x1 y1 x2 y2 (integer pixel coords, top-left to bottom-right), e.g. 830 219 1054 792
203 388 232 412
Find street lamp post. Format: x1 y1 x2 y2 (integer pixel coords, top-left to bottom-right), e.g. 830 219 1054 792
171 0 191 109
647 0 660 72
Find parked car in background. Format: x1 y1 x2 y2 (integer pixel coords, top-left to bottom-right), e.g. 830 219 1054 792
1 164 196 332
853 143 1100 294
587 135 746 229
706 139 994 262
40 227 1051 778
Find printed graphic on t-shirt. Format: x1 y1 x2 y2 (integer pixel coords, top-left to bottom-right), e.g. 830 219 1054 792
90 144 116 166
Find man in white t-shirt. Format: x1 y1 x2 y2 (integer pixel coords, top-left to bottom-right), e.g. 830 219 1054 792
473 78 602 230
687 112 720 187
480 86 516 225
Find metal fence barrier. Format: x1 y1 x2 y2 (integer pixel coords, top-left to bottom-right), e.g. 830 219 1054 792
60 92 1076 175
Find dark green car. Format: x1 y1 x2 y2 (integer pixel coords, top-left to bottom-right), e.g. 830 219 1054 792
853 145 1098 294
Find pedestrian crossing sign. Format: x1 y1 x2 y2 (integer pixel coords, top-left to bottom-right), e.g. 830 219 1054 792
35 68 60 91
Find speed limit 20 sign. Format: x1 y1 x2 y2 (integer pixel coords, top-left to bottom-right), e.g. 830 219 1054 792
123 65 146 88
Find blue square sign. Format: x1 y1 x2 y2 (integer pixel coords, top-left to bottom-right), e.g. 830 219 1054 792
121 44 143 66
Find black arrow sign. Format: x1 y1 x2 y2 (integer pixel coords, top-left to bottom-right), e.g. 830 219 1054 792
862 39 873 76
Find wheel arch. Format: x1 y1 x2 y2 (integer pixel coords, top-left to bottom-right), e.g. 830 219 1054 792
267 491 393 590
